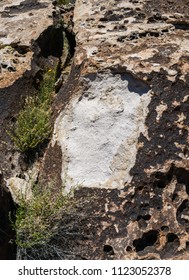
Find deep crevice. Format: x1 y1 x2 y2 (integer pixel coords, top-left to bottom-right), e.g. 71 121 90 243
36 25 64 58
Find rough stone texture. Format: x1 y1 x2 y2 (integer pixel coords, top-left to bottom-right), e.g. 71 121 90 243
40 0 189 259
0 0 58 180
0 0 59 260
1 0 189 260
0 0 53 88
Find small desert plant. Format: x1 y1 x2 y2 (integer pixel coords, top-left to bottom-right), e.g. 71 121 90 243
10 69 55 152
13 183 66 249
10 99 51 152
38 70 55 107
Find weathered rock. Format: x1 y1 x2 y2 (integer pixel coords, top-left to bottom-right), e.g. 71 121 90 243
6 177 33 204
0 0 62 259
0 0 53 88
0 0 64 180
40 0 189 260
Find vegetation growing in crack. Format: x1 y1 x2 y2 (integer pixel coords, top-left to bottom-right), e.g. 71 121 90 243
9 69 55 152
12 182 67 249
15 189 99 260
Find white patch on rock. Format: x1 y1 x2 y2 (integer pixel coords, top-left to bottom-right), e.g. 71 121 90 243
53 72 151 191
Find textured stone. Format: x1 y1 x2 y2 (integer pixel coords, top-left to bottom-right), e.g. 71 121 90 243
40 0 189 260
1 0 189 260
0 0 59 259
0 0 53 88
6 177 33 204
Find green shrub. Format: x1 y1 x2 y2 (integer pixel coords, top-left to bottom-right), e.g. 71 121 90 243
10 100 51 152
14 183 66 248
38 70 55 107
10 69 55 152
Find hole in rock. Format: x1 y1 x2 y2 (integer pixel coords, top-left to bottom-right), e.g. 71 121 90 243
138 186 144 191
154 166 174 189
167 233 179 243
133 230 158 252
172 193 178 202
161 226 169 232
103 245 114 255
173 23 189 30
137 214 151 221
175 168 189 195
126 246 132 252
11 164 15 170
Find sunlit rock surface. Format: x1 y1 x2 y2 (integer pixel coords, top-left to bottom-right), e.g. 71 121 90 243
41 0 189 260
0 0 53 88
1 0 189 260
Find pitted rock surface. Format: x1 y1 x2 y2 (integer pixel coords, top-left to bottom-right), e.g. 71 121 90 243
39 0 189 260
0 0 53 88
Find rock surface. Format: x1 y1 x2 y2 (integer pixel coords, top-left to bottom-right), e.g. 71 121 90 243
1 0 189 260
0 0 59 260
0 0 53 88
40 0 189 259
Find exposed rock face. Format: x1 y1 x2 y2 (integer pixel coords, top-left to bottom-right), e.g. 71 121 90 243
1 0 189 260
0 0 53 88
0 0 57 179
40 0 189 259
0 0 61 259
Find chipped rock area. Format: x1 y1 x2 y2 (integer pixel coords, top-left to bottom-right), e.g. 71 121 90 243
39 0 189 260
